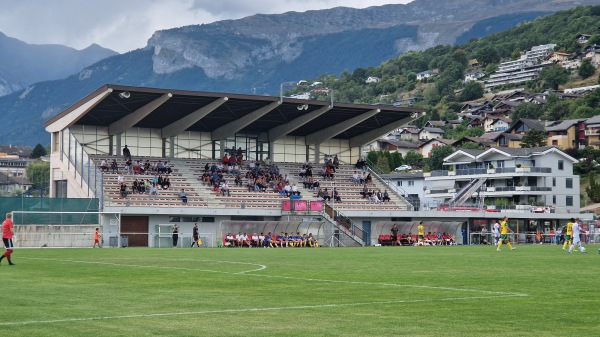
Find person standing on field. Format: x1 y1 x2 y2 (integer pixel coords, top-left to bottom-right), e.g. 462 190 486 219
492 219 501 246
562 218 574 251
497 216 515 251
93 227 102 248
1 213 16 266
172 224 179 247
568 218 586 254
191 223 200 247
418 221 425 246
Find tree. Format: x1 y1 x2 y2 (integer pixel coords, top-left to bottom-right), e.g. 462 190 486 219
31 144 47 159
375 155 391 173
403 150 423 167
459 81 484 101
426 145 455 171
26 159 50 190
476 46 500 65
366 151 379 166
520 129 548 148
390 152 403 170
586 174 600 203
578 58 595 79
539 65 569 90
511 102 544 122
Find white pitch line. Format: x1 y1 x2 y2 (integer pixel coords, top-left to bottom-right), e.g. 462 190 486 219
0 294 527 326
20 257 528 297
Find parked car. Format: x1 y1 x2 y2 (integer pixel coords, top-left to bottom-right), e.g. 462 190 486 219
394 165 412 172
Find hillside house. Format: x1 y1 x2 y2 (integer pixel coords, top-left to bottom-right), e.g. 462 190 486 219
577 34 592 45
464 71 485 82
416 70 437 81
399 128 421 142
484 116 512 132
545 119 586 150
365 76 380 84
418 127 445 141
419 138 455 158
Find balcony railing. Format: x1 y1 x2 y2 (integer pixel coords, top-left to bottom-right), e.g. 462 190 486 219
430 166 551 177
429 186 552 195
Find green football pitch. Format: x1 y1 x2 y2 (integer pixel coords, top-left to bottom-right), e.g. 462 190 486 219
1 244 598 336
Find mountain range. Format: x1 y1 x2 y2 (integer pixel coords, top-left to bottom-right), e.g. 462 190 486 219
1 0 599 146
0 32 118 96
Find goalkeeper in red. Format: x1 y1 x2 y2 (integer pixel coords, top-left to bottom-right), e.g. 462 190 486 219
1 212 16 266
496 216 515 251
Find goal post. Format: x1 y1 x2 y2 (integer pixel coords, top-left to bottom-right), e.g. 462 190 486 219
11 211 121 248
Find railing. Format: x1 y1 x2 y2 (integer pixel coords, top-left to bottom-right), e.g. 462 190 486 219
430 166 551 177
364 157 412 207
61 129 104 207
429 186 552 195
325 203 366 245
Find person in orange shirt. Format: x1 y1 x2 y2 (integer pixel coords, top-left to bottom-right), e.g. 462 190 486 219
1 213 16 265
93 227 102 248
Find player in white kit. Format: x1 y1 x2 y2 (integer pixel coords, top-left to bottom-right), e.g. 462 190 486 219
568 218 587 254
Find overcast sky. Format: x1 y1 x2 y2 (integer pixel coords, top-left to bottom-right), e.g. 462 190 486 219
0 0 413 53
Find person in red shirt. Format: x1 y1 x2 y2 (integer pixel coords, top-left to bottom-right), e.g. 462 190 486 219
93 227 102 248
1 212 15 266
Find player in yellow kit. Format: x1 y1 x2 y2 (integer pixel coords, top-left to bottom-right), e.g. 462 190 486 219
417 221 425 246
562 218 574 251
496 216 515 251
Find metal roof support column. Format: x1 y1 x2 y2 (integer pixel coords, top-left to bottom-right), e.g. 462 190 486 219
349 115 415 148
305 109 380 145
115 135 121 158
211 101 280 141
169 136 175 158
108 93 173 135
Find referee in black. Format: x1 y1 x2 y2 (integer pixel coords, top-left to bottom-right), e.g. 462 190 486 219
172 224 179 247
191 223 200 247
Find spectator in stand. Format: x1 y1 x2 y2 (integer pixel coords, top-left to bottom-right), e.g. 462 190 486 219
110 160 120 174
333 155 340 170
234 174 242 187
100 159 109 172
333 188 341 202
291 183 301 196
312 180 320 192
325 165 334 180
120 183 128 198
178 189 188 204
122 145 131 161
382 190 391 202
322 188 332 202
352 171 360 185
161 177 171 190
365 173 372 184
148 183 159 196
222 153 229 165
117 173 124 185
221 180 231 196
132 179 139 194
283 182 292 197
125 159 133 174
360 184 369 199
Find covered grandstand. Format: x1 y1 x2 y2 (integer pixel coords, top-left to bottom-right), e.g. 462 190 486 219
39 84 592 248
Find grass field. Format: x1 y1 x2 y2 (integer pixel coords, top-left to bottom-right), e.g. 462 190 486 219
1 244 598 336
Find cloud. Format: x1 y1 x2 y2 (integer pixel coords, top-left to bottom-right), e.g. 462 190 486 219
0 0 412 53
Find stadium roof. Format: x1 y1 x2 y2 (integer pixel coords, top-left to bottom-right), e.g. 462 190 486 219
45 85 425 147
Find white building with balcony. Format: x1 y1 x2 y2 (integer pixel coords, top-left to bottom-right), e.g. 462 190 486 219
423 146 579 213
